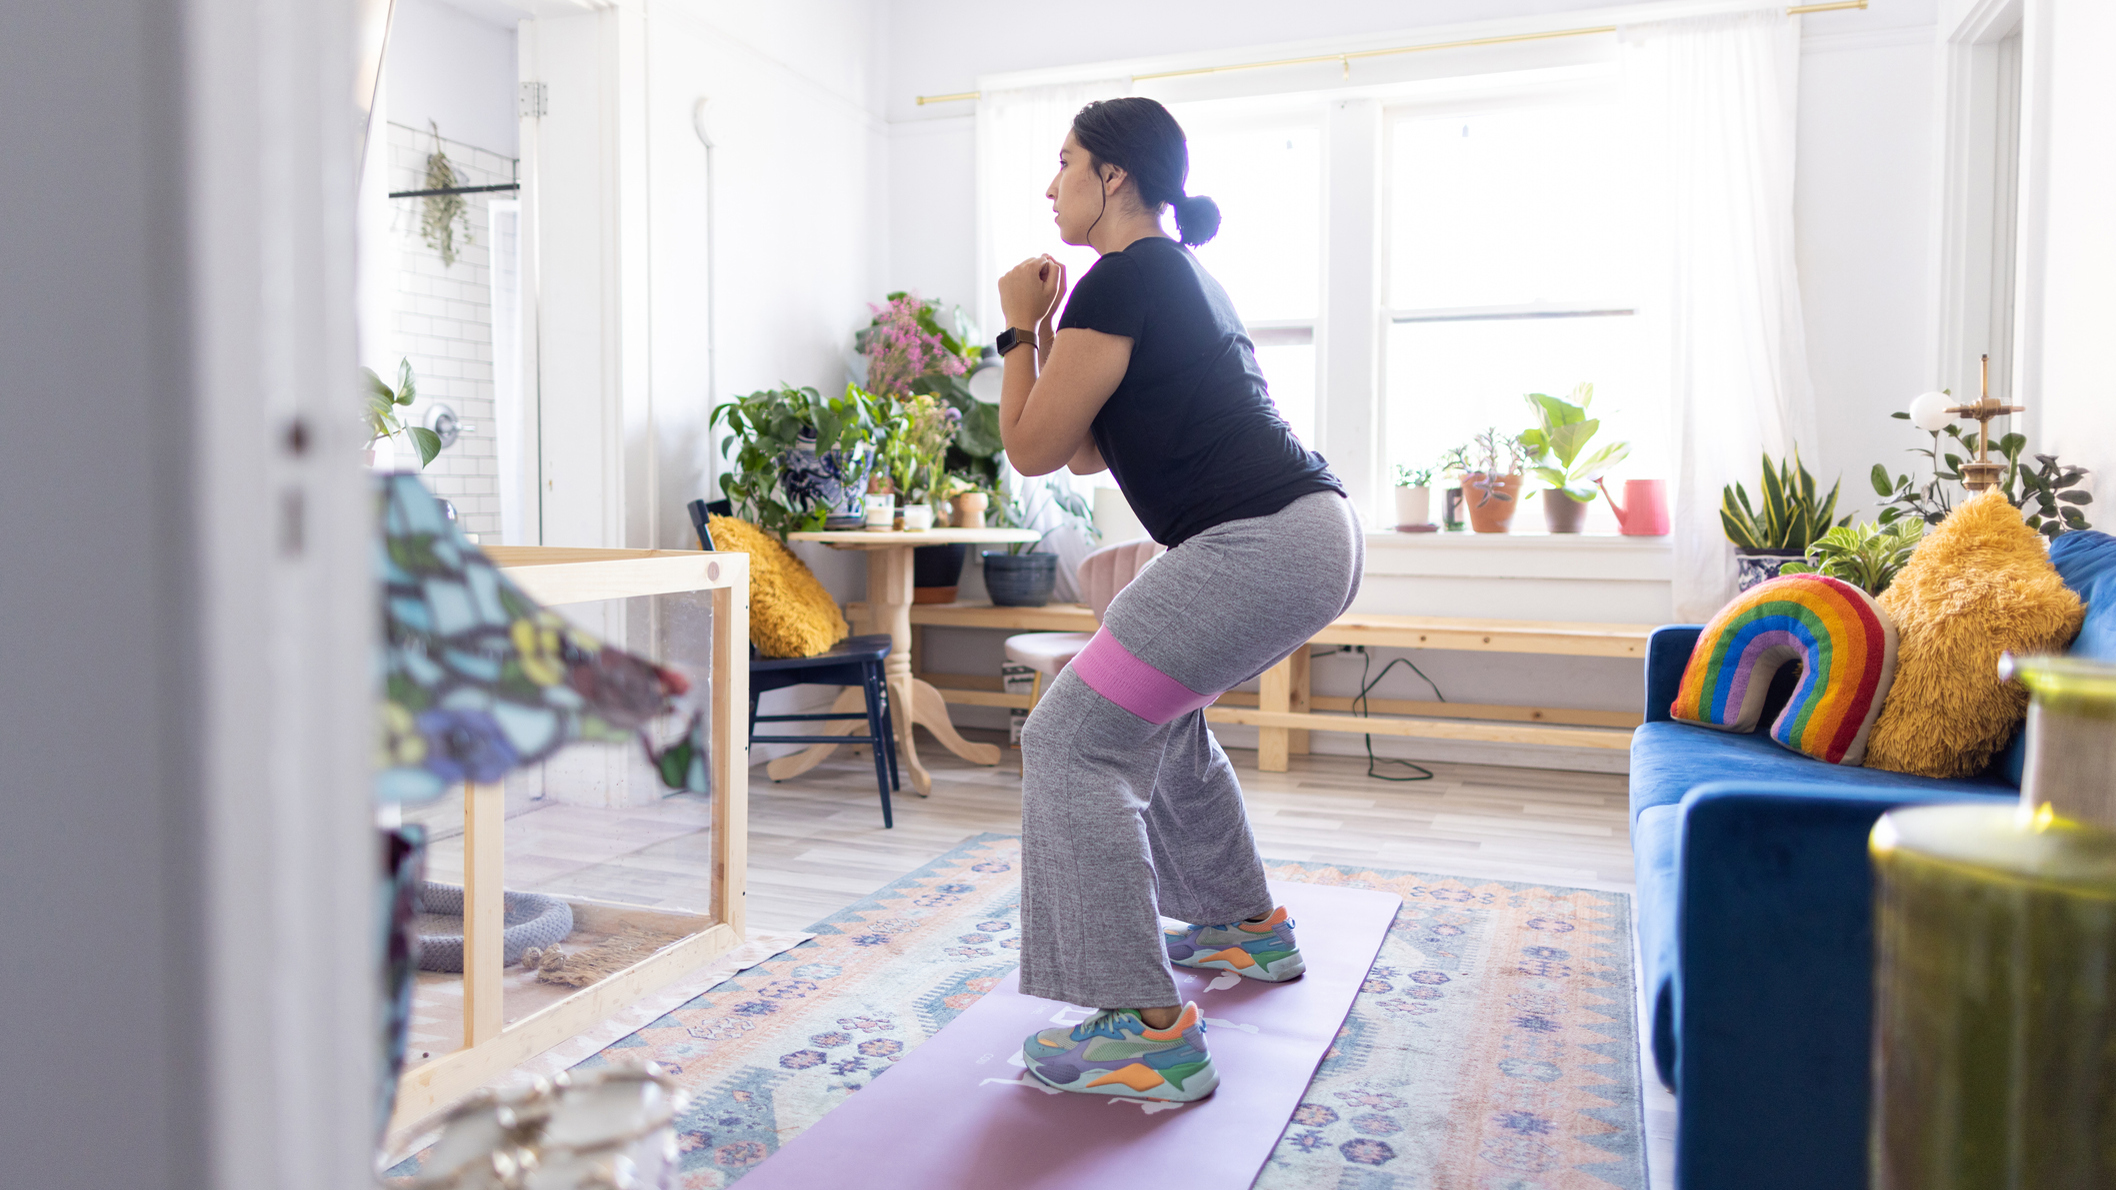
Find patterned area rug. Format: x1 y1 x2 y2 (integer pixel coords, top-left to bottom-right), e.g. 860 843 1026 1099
394 833 1642 1189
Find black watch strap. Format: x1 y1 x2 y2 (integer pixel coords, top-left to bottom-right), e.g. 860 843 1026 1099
995 326 1038 356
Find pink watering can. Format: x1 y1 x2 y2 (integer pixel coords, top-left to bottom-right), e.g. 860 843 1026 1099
1598 478 1670 536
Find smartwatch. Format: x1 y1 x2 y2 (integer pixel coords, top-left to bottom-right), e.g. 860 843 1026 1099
994 326 1038 356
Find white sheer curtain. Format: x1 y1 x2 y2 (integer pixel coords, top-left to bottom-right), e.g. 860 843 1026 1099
976 79 1130 600
1622 9 1818 622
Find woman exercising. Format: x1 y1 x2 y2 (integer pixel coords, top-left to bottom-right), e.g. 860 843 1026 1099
995 97 1363 1101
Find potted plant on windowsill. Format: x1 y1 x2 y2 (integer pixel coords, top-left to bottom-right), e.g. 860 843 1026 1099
1721 447 1851 590
982 480 1100 607
1436 444 1470 532
1392 464 1435 532
1465 428 1532 534
1519 383 1628 534
711 383 886 536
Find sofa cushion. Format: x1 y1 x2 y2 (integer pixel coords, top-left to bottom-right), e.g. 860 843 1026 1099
1864 491 2085 778
2052 529 2116 662
1629 720 2013 827
708 516 849 659
1671 574 1898 765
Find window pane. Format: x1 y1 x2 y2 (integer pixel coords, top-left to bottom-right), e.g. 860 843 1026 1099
1384 317 1661 486
1254 341 1316 446
1182 122 1321 322
1388 105 1634 309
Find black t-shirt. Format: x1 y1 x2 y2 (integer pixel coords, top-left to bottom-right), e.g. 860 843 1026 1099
1057 236 1343 547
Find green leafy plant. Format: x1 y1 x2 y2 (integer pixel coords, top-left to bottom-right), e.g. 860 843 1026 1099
883 392 959 508
1468 427 1534 502
1519 383 1630 502
991 478 1099 555
1873 413 2092 538
1721 447 1850 551
711 383 888 537
1392 464 1433 488
1779 520 1925 595
2012 453 2095 537
362 358 441 467
1436 445 1471 477
420 121 473 268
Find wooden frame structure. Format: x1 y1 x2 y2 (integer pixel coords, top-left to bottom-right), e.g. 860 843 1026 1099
388 547 749 1133
896 601 1652 770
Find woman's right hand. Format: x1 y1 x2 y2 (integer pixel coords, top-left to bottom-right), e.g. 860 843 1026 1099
999 255 1065 330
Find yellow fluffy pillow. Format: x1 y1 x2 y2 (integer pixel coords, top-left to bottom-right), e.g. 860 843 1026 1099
1863 490 2084 777
707 516 849 659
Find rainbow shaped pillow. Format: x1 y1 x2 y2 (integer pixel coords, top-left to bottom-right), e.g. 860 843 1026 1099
1672 573 1900 766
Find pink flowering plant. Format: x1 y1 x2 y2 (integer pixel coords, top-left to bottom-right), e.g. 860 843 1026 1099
858 292 974 400
856 292 1007 493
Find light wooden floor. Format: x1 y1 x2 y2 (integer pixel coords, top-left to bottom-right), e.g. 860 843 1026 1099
460 729 1672 1187
743 732 1636 932
740 730 1671 1189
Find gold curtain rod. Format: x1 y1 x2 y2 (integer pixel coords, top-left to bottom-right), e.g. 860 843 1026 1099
915 0 1865 104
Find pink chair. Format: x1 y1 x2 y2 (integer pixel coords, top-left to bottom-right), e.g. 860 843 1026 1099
1004 537 1165 707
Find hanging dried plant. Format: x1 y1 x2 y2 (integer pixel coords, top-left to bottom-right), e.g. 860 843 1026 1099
420 120 473 267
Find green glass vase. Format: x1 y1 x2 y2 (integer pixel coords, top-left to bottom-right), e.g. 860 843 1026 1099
1870 657 2116 1189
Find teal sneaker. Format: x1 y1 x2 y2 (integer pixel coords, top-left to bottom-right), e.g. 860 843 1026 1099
1020 1003 1219 1101
1164 906 1306 981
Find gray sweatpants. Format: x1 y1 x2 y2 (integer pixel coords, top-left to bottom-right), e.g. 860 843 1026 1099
1017 491 1364 1009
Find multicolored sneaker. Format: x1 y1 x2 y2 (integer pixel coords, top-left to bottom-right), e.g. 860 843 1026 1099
1165 906 1306 981
1020 1004 1219 1101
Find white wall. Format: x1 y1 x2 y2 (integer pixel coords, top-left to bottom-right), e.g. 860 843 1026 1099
387 0 520 159
2018 0 2116 508
1796 24 1945 521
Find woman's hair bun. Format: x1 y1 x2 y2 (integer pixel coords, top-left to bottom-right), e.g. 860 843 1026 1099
1173 194 1221 246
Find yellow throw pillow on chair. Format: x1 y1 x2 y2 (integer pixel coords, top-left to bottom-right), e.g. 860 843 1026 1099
1862 490 2084 778
707 516 849 659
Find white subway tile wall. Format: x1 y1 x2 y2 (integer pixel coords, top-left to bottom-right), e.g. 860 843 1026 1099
386 122 515 540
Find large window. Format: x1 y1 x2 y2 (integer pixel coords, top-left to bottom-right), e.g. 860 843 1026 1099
1180 113 1322 445
1383 97 1657 484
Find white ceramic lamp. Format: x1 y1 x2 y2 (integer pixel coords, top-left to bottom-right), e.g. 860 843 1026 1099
1908 391 1955 433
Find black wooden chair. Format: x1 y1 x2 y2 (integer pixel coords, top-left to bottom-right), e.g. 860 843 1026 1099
748 636 900 828
688 498 898 827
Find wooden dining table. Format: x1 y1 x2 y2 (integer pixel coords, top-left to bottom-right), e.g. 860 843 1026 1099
773 527 1041 795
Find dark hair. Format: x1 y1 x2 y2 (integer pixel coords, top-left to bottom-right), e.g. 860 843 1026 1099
1070 97 1221 246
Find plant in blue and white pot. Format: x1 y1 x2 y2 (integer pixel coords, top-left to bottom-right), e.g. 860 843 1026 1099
710 383 888 536
1721 447 1850 591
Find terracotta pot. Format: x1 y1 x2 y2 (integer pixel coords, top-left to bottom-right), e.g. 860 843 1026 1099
952 491 989 528
1543 489 1589 533
1465 473 1524 533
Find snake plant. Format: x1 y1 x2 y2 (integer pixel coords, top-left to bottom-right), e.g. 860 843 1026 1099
1721 447 1850 552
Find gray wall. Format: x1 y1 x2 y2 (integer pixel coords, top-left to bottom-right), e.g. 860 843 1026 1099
0 1 207 1184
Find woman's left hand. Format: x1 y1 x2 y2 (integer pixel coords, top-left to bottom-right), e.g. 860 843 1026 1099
999 255 1062 330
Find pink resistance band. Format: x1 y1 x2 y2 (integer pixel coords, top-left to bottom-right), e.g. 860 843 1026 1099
1069 627 1221 725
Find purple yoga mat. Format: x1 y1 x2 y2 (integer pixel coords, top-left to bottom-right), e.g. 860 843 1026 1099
737 880 1402 1190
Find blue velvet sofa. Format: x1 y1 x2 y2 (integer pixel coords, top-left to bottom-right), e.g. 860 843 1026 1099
1630 529 2116 1190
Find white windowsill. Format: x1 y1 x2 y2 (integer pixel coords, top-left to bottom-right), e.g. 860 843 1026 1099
1365 530 1670 550
1360 529 1673 588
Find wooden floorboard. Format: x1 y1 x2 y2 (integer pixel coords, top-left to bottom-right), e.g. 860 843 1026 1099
468 727 1667 1188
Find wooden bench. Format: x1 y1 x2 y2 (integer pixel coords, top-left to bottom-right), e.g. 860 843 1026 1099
880 601 1652 771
